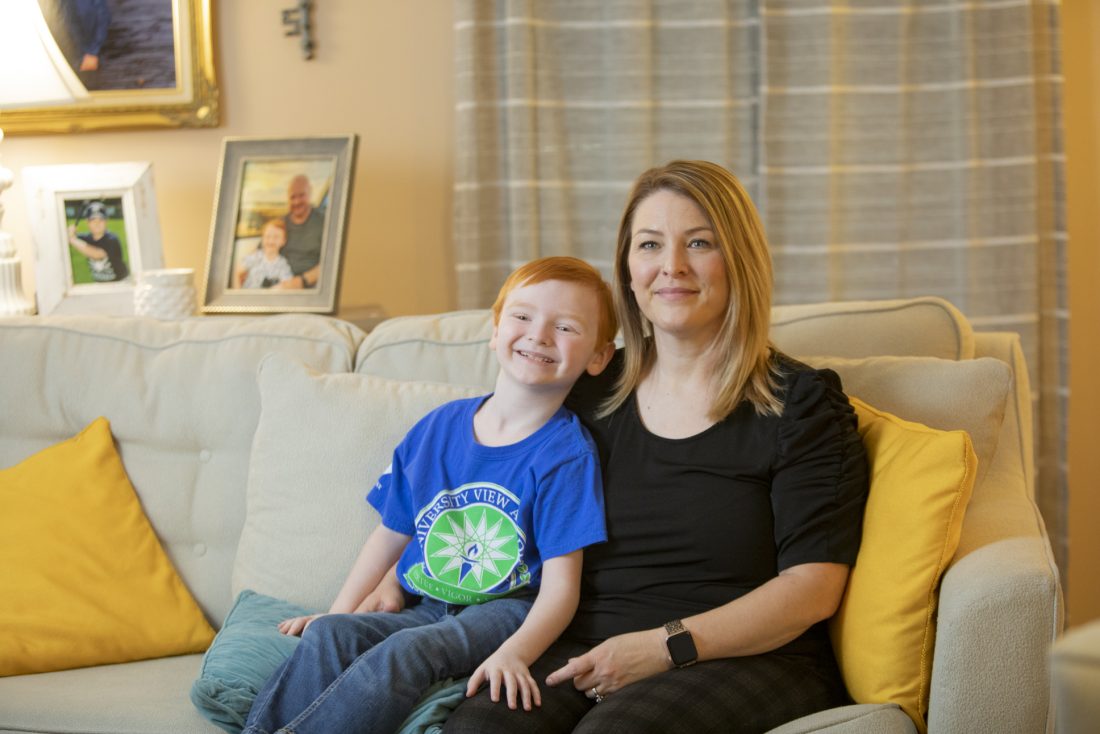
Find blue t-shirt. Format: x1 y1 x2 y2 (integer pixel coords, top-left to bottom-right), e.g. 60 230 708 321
367 396 607 606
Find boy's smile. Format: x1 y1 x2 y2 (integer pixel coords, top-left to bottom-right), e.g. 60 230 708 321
515 348 554 364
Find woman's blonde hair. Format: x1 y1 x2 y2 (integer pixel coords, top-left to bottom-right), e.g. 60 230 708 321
602 160 782 420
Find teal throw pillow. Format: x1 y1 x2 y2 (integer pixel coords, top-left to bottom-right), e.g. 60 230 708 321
189 589 470 734
190 589 316 733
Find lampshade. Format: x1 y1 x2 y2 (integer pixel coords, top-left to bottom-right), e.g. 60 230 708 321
0 0 90 109
0 1 91 316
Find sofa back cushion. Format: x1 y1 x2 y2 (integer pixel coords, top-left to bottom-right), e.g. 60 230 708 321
232 353 484 611
772 297 973 360
0 315 365 626
357 310 497 389
354 297 973 387
803 355 1011 490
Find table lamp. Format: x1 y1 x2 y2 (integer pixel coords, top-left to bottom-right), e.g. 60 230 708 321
0 0 90 316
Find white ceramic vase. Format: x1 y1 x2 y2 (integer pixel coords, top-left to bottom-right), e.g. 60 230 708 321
134 268 197 320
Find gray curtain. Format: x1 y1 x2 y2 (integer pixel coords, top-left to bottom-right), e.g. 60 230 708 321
453 0 1068 575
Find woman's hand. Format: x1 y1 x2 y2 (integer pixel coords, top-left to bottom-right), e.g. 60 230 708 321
466 646 541 711
278 613 324 637
545 628 667 698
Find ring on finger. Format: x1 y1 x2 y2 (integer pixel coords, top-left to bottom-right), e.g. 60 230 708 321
589 686 604 703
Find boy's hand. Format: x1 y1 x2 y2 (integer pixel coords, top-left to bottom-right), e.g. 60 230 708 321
354 571 406 613
466 647 540 711
278 613 324 637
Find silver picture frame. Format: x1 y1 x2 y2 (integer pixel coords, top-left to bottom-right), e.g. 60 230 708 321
201 135 357 314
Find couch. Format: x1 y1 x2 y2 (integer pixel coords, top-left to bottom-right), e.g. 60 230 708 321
0 297 1062 734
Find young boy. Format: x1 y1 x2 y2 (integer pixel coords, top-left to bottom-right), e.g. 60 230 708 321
67 201 129 282
235 219 294 289
244 257 617 734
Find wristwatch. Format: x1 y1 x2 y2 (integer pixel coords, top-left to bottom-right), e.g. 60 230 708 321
663 619 698 668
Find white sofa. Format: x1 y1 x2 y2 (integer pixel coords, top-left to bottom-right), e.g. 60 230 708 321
0 297 1062 733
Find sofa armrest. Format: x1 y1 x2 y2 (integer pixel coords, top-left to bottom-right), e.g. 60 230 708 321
923 329 1062 732
928 536 1062 733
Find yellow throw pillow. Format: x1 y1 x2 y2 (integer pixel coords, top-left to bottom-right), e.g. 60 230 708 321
829 397 977 734
0 417 215 677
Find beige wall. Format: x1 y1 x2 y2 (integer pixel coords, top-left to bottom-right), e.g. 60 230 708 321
2 1 457 318
1063 2 1100 627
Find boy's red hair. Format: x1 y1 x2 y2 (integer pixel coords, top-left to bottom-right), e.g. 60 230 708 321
262 218 287 236
491 256 618 347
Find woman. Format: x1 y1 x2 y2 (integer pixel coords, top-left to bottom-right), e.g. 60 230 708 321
442 160 869 733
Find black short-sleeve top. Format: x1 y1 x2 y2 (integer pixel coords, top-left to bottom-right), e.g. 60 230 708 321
564 351 869 653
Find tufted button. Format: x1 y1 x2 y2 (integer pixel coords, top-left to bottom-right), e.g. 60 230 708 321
199 449 212 463
193 543 207 557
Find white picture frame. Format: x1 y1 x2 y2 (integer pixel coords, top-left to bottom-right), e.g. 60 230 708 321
22 162 164 315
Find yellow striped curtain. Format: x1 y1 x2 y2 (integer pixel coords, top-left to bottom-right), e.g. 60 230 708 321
453 0 1067 575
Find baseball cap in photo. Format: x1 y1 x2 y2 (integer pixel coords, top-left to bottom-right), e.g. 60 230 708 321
83 202 108 220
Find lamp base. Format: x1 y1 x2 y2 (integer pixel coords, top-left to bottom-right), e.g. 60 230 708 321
0 232 36 317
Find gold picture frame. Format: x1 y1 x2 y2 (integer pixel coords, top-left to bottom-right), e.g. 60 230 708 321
1 0 218 135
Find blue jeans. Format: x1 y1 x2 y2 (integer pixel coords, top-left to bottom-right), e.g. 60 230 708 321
243 594 533 734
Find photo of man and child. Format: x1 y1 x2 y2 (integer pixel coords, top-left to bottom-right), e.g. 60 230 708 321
227 159 334 292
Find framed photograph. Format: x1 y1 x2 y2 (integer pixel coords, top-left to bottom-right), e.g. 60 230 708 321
201 135 357 314
3 0 217 135
23 162 164 314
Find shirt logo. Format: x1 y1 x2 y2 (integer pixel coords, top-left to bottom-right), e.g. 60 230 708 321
405 482 530 604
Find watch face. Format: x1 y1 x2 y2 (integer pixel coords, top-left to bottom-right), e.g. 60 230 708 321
667 631 696 666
